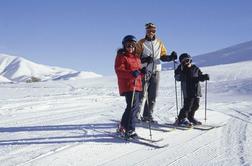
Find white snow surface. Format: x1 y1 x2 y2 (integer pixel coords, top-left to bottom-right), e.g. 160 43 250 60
0 60 252 166
0 53 101 82
162 40 252 70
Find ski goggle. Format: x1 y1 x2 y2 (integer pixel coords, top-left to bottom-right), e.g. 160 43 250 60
125 42 136 48
145 23 156 29
146 29 156 33
182 58 192 64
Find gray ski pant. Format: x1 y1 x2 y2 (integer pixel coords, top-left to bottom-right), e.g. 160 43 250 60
142 71 160 119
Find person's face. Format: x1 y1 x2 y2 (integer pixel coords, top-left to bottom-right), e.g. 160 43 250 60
125 41 136 53
146 28 156 39
182 58 192 67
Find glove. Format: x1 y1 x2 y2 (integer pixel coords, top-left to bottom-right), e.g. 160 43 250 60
199 74 210 81
140 67 147 74
141 56 153 63
160 51 177 62
132 70 141 78
170 51 177 61
203 74 210 80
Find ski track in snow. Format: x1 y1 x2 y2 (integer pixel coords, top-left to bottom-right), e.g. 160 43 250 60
0 82 122 166
0 65 252 166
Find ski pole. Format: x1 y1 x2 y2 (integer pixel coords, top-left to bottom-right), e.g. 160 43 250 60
146 42 155 140
138 75 148 119
205 80 208 123
126 79 137 137
145 94 152 140
131 80 137 109
180 85 183 109
173 60 179 116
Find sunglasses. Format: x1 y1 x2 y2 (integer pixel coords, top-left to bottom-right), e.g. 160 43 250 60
125 43 135 48
183 58 192 64
146 29 156 33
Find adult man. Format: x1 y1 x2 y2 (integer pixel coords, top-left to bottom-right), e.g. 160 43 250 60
136 22 177 122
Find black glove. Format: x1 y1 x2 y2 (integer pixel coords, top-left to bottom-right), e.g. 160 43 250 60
140 67 147 74
160 51 177 62
199 74 210 81
141 56 153 64
170 51 177 61
204 74 210 80
132 70 141 78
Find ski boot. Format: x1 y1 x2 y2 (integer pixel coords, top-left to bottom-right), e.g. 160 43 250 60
188 117 202 125
175 118 193 127
125 130 138 139
116 123 126 137
141 116 158 124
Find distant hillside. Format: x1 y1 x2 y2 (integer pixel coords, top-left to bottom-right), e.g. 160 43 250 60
162 40 252 70
0 53 102 83
193 40 252 67
0 75 11 83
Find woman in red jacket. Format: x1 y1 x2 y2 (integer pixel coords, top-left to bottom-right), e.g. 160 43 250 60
114 35 146 138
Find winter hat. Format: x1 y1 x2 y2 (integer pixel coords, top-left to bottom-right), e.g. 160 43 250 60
145 22 156 29
179 53 192 63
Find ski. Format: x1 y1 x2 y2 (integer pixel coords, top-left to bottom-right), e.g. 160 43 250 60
135 135 163 143
139 121 191 131
163 123 226 131
93 129 168 149
192 123 226 130
163 123 193 130
136 121 174 132
137 122 191 130
110 119 173 132
137 121 191 131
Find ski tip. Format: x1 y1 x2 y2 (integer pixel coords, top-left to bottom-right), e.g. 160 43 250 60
155 144 169 149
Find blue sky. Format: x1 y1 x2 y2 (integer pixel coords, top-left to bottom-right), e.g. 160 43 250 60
0 0 251 75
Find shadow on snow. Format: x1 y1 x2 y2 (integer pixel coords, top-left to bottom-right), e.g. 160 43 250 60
0 122 126 146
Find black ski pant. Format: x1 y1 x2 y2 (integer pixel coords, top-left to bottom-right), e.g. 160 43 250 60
178 97 200 120
142 71 160 119
121 91 140 132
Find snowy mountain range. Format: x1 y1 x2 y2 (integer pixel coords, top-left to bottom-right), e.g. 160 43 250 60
193 40 252 67
0 53 101 83
163 40 252 70
1 40 251 83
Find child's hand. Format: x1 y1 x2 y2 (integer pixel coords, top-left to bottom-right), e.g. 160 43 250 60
203 74 210 80
199 74 210 81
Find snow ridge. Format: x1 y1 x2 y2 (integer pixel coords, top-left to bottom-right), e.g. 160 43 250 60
0 53 101 83
162 40 252 70
193 40 252 67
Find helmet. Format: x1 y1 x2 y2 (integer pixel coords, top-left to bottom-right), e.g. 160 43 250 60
122 35 137 46
145 22 156 29
179 53 191 63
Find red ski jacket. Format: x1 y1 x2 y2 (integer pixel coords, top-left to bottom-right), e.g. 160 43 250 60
115 51 143 96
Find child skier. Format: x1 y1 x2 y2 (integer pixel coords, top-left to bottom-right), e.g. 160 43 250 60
175 53 209 127
114 35 146 138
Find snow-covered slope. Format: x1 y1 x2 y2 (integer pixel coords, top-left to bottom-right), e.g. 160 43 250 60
193 40 252 67
0 53 101 82
0 60 251 165
0 75 11 83
162 40 252 70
